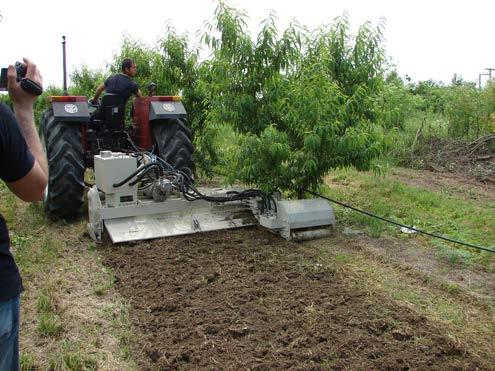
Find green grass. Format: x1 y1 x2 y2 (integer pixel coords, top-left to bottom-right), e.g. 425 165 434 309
324 166 495 269
91 266 115 296
0 179 137 369
435 243 474 267
20 351 37 371
382 113 451 164
49 340 98 370
334 253 351 264
441 282 461 295
36 288 57 313
37 312 64 337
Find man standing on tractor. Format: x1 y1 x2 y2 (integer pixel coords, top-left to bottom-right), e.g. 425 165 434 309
91 58 142 107
0 58 47 370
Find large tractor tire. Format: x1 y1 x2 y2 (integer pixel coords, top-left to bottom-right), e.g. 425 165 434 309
40 109 85 220
151 118 194 178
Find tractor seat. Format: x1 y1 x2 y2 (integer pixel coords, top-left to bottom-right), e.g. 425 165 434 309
92 94 125 130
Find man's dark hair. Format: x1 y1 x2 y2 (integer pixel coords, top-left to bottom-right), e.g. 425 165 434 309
121 58 134 72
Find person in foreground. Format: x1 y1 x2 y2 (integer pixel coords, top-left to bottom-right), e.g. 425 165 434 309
0 58 47 370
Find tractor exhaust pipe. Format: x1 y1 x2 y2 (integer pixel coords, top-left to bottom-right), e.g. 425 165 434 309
62 36 68 96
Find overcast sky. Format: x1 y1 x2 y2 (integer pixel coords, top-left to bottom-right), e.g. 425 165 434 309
1 0 494 88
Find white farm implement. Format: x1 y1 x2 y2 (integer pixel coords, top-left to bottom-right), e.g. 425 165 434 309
87 151 335 243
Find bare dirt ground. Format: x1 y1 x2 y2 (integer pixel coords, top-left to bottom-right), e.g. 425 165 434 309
100 226 494 370
94 136 495 370
390 167 495 203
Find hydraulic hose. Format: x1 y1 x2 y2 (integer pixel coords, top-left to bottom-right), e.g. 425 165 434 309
304 189 495 254
112 162 163 188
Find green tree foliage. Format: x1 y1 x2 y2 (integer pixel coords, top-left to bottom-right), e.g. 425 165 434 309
5 0 489 193
409 79 448 114
157 27 211 171
444 81 495 139
70 66 105 97
61 1 495 196
59 2 394 196
202 3 388 196
445 84 481 138
480 81 495 134
109 36 163 94
378 73 424 129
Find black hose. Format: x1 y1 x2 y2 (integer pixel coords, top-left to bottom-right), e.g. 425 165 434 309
181 181 265 203
112 163 161 188
113 152 271 207
304 189 495 255
125 131 146 153
153 155 176 172
128 166 161 187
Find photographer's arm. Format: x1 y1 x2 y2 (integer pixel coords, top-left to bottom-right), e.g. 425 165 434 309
6 58 48 202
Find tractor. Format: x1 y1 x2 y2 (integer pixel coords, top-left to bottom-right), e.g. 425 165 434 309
39 90 193 220
39 37 335 244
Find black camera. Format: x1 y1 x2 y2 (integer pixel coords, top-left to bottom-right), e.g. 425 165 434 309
0 61 43 96
0 62 25 90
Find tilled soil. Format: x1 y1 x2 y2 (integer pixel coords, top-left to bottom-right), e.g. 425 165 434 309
101 227 491 370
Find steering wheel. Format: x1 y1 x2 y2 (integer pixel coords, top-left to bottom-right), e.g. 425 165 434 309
88 98 100 107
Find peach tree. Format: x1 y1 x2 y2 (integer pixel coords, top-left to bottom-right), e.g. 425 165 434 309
201 3 387 197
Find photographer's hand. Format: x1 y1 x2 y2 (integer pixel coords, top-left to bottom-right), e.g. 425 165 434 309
5 58 48 201
7 58 43 108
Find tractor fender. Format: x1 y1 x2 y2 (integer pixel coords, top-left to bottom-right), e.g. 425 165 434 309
51 101 90 122
149 100 187 121
132 97 189 150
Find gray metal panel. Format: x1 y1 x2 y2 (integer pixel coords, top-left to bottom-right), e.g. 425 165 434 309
105 208 256 243
149 101 187 120
94 152 137 207
277 199 335 229
52 102 90 122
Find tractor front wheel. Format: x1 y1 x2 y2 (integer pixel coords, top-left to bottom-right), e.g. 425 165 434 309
40 109 85 220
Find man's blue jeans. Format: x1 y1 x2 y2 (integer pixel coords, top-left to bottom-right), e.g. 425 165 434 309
0 296 20 371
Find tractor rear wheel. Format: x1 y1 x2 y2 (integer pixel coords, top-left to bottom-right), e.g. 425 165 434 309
40 109 85 220
151 118 194 178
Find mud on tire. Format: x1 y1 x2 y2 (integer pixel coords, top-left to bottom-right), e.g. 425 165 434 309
151 118 194 178
40 109 85 220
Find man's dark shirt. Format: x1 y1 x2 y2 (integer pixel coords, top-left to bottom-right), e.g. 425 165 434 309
0 102 34 302
104 74 138 106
